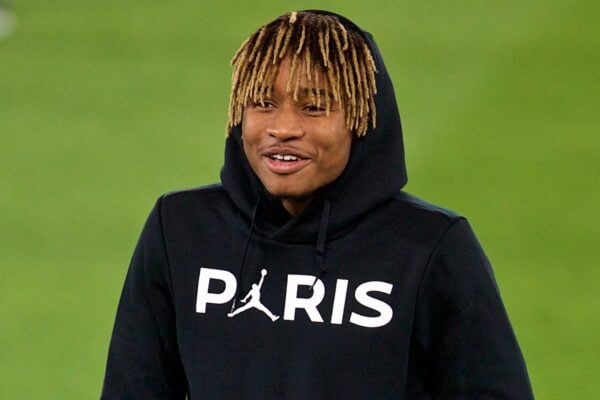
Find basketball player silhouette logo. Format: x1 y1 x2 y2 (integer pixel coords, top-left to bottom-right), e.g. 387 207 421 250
228 269 280 321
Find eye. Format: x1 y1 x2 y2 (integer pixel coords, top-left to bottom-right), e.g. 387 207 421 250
304 104 327 114
250 100 276 111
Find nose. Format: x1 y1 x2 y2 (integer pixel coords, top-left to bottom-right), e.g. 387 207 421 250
267 106 304 141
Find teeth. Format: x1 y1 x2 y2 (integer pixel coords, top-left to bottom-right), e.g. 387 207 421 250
271 154 299 161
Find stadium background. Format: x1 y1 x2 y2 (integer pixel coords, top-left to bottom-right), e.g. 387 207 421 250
1 1 598 398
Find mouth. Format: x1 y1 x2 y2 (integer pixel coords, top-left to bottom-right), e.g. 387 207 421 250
268 153 304 162
263 151 311 174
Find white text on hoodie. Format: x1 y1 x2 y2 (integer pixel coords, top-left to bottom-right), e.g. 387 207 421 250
195 267 393 328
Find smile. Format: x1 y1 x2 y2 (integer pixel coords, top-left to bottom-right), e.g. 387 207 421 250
263 153 311 174
269 154 302 161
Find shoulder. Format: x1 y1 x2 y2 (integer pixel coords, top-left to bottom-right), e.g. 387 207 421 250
157 183 230 209
161 183 227 203
153 183 235 223
391 193 489 273
384 191 470 249
348 191 467 249
388 191 465 230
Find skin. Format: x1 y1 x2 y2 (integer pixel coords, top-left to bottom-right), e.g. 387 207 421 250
241 57 352 216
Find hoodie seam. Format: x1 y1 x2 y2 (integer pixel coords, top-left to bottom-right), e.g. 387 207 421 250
414 216 466 298
138 196 184 393
156 195 177 310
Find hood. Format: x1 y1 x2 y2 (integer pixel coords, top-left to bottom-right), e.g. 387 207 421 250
221 10 407 245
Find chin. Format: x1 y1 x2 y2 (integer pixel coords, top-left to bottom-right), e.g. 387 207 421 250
264 184 313 202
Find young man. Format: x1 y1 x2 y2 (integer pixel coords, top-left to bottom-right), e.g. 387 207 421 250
102 10 534 399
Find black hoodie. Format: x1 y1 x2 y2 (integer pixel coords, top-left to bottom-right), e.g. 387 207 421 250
101 11 534 400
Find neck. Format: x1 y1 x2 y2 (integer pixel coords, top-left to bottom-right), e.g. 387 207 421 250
281 197 312 216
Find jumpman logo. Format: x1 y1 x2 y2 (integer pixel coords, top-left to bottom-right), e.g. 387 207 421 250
228 269 280 321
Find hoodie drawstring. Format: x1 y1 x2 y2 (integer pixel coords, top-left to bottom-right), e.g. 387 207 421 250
230 193 262 313
311 200 331 290
230 195 332 299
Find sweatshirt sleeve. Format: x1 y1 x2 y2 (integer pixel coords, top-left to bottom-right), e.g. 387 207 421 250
101 197 187 399
408 218 534 399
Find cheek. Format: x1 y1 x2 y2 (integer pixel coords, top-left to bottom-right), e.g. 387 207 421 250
333 143 352 173
241 116 251 142
325 130 352 169
241 115 260 157
241 109 262 141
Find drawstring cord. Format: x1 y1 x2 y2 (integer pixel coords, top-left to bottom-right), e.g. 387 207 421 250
230 193 262 313
229 194 331 299
311 200 331 290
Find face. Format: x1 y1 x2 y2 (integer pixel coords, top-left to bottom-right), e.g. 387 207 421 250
241 58 352 215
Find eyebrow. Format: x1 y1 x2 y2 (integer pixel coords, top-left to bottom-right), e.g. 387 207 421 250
297 87 331 100
256 86 335 102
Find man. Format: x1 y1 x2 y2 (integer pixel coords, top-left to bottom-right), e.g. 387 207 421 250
102 10 534 399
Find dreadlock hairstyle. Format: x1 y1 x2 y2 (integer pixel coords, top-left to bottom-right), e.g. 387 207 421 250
228 11 378 137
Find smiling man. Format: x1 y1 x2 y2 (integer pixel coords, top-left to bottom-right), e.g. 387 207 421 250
240 55 353 215
101 10 534 400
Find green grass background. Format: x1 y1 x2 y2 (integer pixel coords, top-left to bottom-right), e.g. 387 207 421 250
1 1 598 398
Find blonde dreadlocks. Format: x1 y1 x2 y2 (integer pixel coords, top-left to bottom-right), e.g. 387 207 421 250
228 11 378 137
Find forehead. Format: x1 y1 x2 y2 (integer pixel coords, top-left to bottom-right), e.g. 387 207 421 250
229 13 378 136
259 56 335 99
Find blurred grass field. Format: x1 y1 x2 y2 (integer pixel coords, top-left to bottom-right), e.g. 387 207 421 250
1 1 598 398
